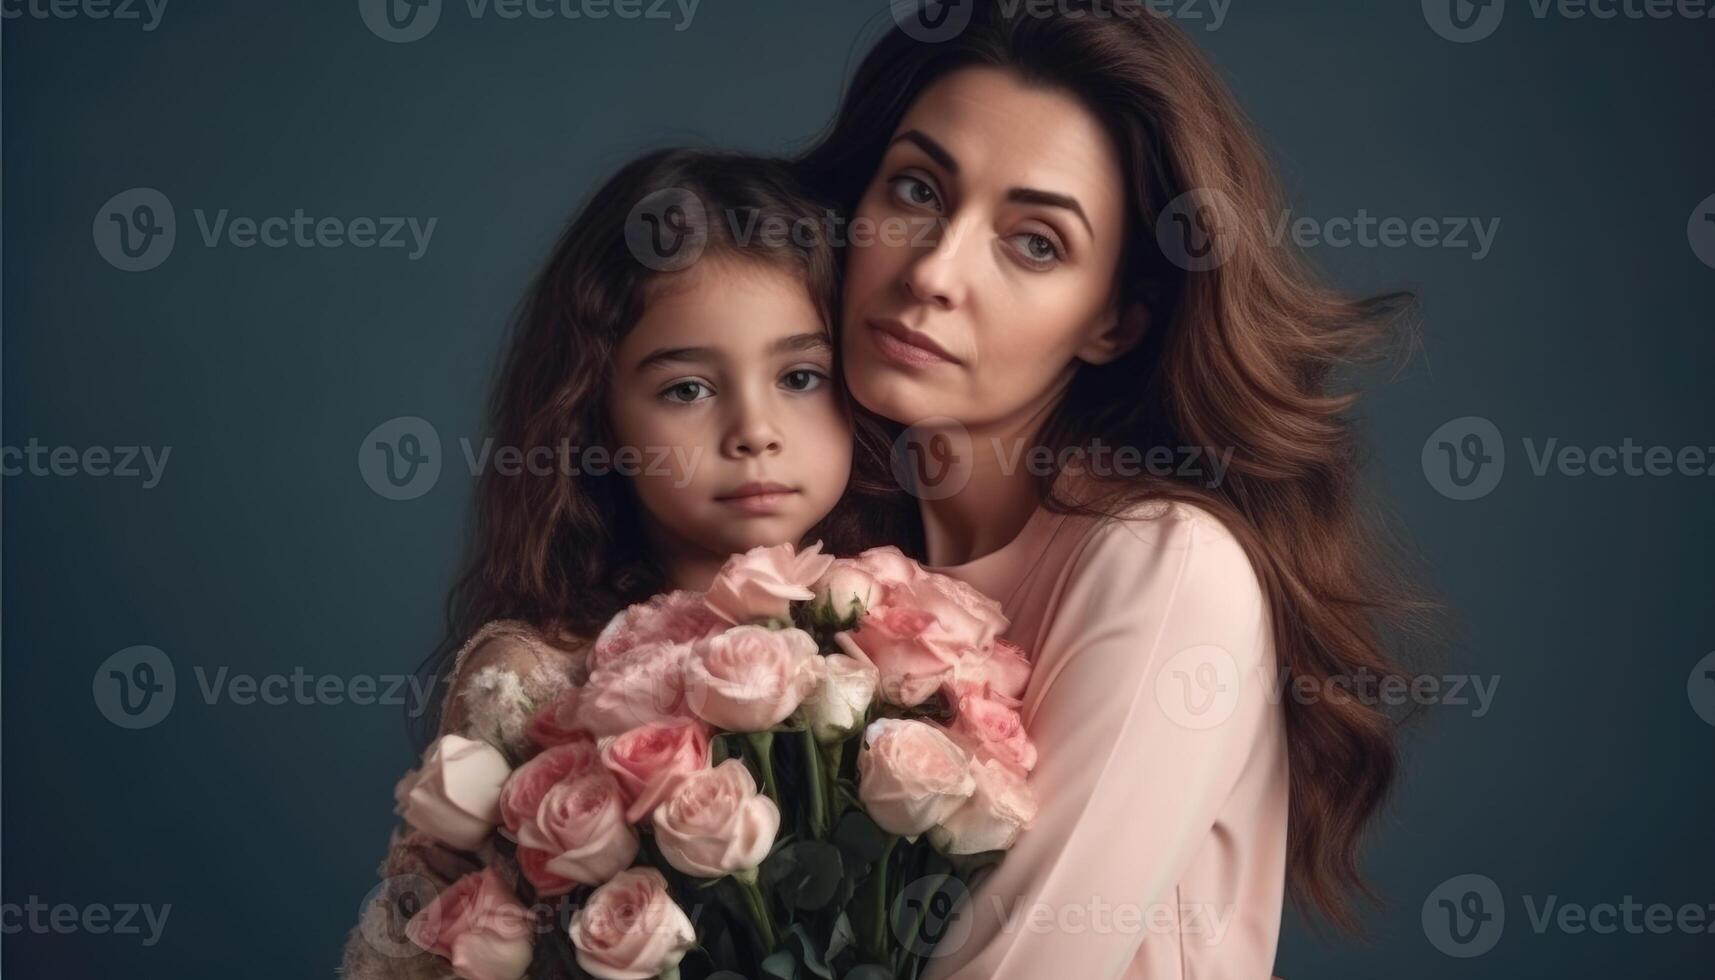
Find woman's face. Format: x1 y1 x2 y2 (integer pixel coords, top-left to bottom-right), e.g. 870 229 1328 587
606 257 852 563
840 66 1141 434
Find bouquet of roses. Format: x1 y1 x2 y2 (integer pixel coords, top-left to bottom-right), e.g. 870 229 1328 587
393 542 1039 980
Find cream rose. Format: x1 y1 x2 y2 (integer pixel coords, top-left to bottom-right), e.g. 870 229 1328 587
403 734 513 851
683 625 823 732
927 757 1039 855
567 867 697 980
652 758 781 880
810 559 879 628
803 652 879 743
856 718 977 838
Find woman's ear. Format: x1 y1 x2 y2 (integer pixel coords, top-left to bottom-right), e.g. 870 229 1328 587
1076 300 1150 366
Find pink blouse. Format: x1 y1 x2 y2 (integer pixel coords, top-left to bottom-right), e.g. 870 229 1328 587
917 493 1289 980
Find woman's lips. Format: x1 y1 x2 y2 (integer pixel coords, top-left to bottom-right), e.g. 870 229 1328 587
867 318 959 368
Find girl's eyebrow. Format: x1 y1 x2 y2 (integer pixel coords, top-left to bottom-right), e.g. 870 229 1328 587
634 331 831 374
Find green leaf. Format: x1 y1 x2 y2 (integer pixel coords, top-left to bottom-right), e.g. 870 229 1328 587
761 840 844 911
786 923 834 979
833 810 888 866
762 950 799 980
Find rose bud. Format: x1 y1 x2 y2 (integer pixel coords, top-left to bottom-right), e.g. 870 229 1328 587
803 652 879 744
809 559 879 630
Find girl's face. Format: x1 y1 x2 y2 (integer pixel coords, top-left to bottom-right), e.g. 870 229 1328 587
606 257 853 566
840 66 1143 433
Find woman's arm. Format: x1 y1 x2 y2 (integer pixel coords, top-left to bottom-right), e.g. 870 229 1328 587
338 623 587 979
923 507 1286 979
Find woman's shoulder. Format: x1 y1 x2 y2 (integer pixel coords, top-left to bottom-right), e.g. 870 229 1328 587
1063 496 1268 617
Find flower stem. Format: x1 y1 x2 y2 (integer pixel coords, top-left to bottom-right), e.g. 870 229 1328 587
868 833 900 962
801 728 829 839
733 869 777 955
745 731 781 809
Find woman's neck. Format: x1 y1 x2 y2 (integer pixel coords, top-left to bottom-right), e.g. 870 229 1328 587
915 393 1062 567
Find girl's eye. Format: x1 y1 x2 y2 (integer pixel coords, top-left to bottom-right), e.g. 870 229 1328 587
780 368 828 393
660 380 713 404
1008 231 1064 269
889 174 941 211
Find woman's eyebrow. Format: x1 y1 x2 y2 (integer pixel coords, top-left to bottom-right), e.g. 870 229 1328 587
892 129 1093 238
1008 187 1093 238
891 129 960 175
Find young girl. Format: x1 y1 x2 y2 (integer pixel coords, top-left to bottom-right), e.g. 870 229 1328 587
340 148 900 980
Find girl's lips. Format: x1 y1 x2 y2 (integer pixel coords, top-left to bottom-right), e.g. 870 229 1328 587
867 319 959 368
717 490 797 515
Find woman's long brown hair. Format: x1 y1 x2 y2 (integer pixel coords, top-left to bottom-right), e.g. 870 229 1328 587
796 1 1429 931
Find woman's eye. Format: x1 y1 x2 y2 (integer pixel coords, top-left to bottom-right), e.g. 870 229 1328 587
1008 231 1064 268
889 175 941 211
780 369 828 393
660 380 712 404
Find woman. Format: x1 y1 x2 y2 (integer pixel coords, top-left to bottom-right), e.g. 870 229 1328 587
796 4 1419 977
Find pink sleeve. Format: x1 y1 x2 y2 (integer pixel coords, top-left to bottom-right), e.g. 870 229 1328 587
922 509 1282 979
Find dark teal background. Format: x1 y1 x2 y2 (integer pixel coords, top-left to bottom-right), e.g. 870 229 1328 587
4 1 1711 977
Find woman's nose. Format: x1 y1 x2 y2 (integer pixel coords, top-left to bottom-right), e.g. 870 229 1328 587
901 215 971 310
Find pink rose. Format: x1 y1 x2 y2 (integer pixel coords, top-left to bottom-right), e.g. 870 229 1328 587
684 626 823 732
839 571 1009 707
950 638 1031 707
405 866 533 980
943 696 1037 774
927 758 1039 855
834 608 956 708
568 867 697 980
402 734 513 851
704 541 836 625
652 758 781 879
598 718 712 823
513 769 640 887
849 545 925 590
591 590 726 675
499 739 601 840
577 641 695 737
527 686 588 749
857 718 977 838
